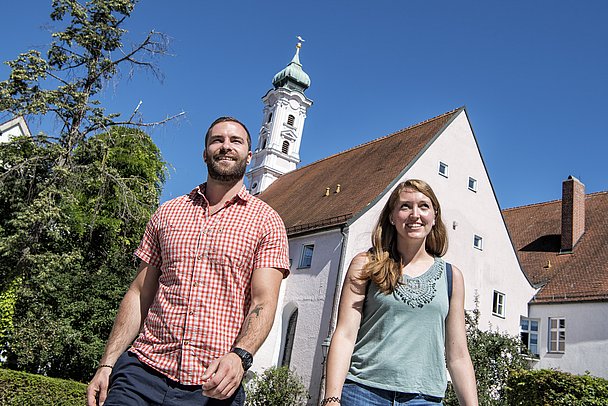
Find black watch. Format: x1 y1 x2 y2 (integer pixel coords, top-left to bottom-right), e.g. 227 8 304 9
231 347 253 371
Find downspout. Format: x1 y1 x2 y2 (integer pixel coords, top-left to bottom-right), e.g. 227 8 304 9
329 225 350 334
318 224 349 405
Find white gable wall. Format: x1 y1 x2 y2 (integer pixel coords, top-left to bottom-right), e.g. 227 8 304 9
528 301 608 379
346 110 535 335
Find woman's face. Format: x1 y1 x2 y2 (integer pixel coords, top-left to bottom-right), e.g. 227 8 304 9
390 188 436 242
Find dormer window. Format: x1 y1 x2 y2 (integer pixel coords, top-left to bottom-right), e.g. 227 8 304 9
287 114 295 126
282 141 289 154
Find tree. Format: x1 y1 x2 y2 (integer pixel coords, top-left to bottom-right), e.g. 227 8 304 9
444 293 530 406
0 0 177 380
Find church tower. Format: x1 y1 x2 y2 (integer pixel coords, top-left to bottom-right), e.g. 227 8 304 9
246 38 313 195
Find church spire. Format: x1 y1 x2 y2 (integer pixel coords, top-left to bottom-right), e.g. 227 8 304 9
246 37 313 195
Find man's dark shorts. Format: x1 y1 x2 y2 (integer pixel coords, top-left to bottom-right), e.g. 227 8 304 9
103 351 245 406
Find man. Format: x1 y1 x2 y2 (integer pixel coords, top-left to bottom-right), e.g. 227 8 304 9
87 117 289 406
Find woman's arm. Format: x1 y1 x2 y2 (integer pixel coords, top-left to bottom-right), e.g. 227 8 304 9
445 265 479 406
323 252 369 404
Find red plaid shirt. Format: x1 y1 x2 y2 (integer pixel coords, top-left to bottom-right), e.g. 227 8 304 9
130 184 289 384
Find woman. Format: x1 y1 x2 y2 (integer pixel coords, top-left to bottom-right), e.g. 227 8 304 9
321 179 478 406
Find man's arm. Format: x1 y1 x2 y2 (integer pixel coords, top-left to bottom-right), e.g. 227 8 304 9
201 266 284 400
86 261 161 406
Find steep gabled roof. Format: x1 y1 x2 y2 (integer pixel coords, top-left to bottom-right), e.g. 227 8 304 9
503 191 608 303
259 108 461 235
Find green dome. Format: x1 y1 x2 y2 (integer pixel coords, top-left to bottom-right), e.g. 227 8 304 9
272 45 310 91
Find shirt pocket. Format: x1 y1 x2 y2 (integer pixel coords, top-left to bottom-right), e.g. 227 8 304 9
207 225 258 273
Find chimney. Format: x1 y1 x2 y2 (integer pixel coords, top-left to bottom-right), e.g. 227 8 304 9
560 176 585 252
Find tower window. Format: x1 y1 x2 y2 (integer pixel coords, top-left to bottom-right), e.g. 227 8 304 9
282 141 289 154
287 114 295 126
267 112 273 123
262 139 267 149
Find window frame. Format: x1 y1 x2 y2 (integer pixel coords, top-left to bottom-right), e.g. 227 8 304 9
520 317 540 356
548 317 566 353
438 161 449 178
468 176 478 192
492 290 506 318
298 244 314 269
473 234 483 250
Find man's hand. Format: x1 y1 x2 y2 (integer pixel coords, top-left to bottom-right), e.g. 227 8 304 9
201 352 244 399
86 367 112 406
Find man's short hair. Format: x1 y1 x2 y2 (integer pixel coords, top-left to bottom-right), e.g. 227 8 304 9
205 117 252 151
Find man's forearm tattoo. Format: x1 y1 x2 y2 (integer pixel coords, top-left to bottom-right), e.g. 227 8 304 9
237 304 264 342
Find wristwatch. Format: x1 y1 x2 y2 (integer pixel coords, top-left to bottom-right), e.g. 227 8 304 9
231 347 253 371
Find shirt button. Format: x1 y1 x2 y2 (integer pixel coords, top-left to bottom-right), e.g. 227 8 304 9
196 254 203 260
189 311 194 315
184 340 189 345
193 282 199 287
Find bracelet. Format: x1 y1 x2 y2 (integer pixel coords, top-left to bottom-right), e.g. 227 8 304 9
320 397 341 405
98 364 114 370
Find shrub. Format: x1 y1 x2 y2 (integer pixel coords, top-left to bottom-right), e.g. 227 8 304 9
504 369 608 406
444 294 530 405
0 367 86 406
245 365 310 406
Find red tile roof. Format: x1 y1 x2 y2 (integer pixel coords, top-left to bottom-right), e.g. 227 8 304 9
259 108 462 235
503 191 608 303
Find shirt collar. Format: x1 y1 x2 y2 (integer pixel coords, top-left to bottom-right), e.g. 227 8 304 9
189 183 250 206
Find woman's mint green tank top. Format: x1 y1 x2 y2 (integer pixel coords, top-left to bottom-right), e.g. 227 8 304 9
346 257 449 398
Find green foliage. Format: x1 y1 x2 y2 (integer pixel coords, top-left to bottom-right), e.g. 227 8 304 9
0 0 170 382
444 294 530 406
245 366 310 406
0 367 86 406
504 369 608 406
0 278 20 345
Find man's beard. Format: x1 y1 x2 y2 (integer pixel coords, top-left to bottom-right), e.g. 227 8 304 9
206 154 248 184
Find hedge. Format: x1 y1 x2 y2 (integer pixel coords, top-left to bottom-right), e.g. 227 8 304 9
0 367 86 406
505 369 608 406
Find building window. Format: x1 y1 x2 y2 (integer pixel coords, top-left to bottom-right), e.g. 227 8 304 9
520 318 539 356
492 290 505 318
438 161 449 178
261 139 267 149
287 114 295 126
267 112 272 123
298 244 314 268
282 141 289 154
473 234 483 250
281 308 298 367
549 318 566 353
468 177 478 192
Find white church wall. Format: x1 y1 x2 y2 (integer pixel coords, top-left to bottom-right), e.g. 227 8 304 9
528 301 608 379
255 228 345 402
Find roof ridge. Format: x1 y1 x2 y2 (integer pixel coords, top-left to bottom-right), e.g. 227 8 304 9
503 189 608 212
282 107 462 177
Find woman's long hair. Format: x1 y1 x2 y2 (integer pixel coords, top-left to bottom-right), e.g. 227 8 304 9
361 179 448 294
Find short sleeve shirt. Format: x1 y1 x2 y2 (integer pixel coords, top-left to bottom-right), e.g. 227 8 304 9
130 184 289 384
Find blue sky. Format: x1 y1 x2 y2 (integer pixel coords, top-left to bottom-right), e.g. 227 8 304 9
1 1 606 209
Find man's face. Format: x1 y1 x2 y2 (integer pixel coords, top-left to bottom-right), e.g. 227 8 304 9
203 121 252 183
